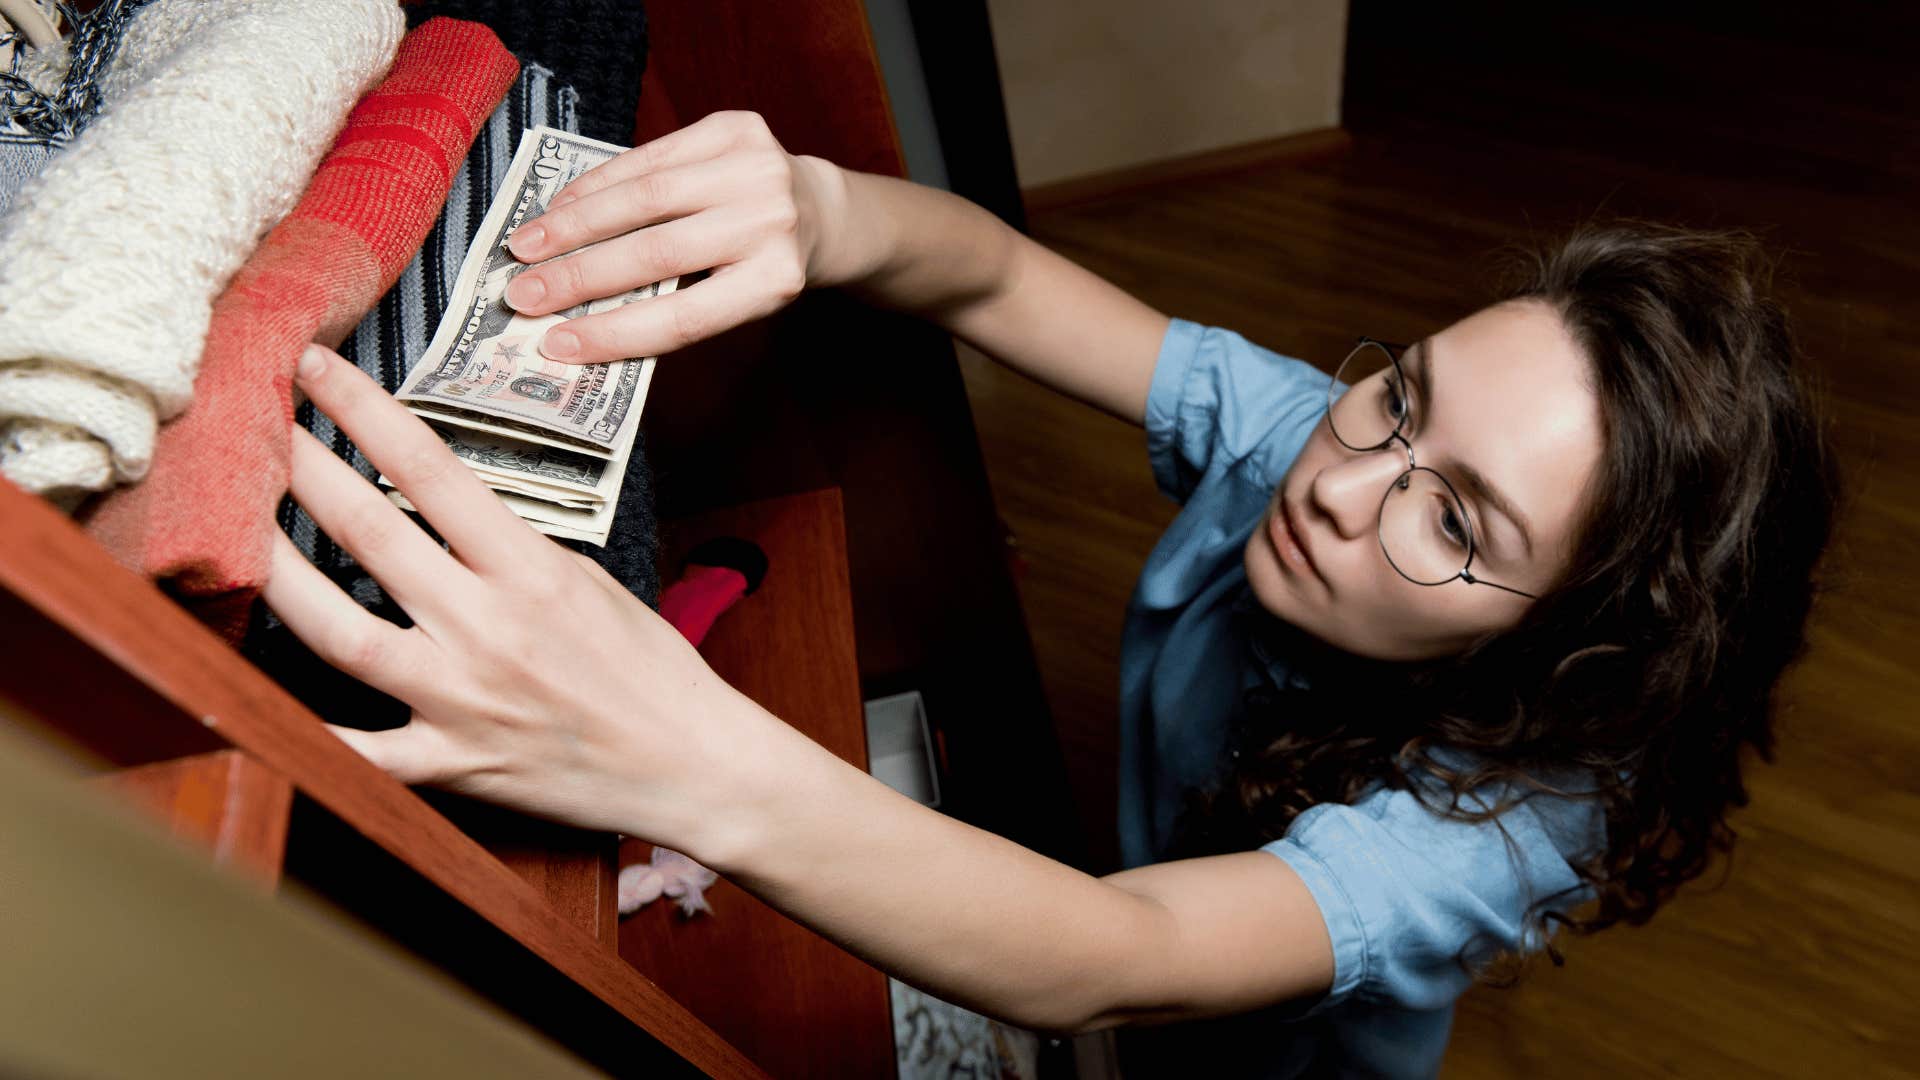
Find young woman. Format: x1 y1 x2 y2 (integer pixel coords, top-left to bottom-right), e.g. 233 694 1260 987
266 111 1836 1076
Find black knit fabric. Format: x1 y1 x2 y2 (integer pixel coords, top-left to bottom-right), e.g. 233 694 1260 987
403 0 649 146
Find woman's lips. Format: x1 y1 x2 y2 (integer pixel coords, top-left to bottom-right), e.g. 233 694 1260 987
1268 499 1319 581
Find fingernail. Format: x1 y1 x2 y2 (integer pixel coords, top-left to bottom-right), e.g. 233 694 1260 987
540 328 580 359
297 344 328 380
509 222 546 258
506 274 546 309
551 190 576 209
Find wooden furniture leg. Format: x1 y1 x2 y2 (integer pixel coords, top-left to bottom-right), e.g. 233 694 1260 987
90 749 295 890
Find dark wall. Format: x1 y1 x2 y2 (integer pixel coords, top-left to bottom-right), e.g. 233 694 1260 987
1344 2 1920 187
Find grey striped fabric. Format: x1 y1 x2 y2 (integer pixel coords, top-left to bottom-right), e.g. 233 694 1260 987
278 64 659 614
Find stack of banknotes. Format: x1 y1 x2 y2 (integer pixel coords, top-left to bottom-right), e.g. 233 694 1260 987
387 126 676 546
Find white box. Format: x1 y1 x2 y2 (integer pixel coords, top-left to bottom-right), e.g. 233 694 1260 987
863 690 942 808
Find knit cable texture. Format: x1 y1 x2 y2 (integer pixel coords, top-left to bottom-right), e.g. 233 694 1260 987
83 16 519 639
0 0 404 503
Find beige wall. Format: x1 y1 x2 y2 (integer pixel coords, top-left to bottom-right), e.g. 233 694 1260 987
986 0 1348 188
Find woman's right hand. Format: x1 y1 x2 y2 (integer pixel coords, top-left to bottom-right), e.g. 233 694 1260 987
500 111 857 365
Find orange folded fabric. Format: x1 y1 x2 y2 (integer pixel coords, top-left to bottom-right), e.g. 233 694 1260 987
84 17 518 639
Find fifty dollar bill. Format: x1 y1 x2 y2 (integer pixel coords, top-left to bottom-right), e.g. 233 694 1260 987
387 126 677 545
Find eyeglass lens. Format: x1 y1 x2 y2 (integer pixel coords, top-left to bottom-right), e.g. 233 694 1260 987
1328 342 1478 585
1327 341 1407 450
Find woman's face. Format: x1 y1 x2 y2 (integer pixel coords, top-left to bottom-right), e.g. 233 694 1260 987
1244 299 1604 661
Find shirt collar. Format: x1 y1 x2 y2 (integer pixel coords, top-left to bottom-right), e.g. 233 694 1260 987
1232 584 1317 691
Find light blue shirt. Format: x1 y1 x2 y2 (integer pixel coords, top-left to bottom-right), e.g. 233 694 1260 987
1116 319 1602 1078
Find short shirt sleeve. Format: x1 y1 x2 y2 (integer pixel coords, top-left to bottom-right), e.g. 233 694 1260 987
1261 783 1600 1012
1146 319 1330 505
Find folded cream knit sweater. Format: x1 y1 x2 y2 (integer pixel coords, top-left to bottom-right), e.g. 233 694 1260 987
0 0 403 502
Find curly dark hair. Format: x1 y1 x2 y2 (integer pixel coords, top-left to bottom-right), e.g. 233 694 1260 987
1167 222 1840 972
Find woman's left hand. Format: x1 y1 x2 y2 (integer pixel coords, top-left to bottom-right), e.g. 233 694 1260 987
264 343 777 851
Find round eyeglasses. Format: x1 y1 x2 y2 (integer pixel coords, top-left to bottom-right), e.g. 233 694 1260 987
1326 338 1538 599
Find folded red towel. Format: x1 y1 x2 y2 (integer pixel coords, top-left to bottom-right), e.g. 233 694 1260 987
84 18 519 640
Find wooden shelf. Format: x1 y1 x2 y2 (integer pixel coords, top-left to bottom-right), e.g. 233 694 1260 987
0 478 898 1077
0 476 761 1078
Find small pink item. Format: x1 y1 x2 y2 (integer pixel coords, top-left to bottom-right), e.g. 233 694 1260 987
618 845 720 917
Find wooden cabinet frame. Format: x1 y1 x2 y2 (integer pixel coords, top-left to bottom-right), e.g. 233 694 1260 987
2 2 1067 1075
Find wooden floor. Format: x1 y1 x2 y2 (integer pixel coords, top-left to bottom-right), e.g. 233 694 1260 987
957 121 1920 1076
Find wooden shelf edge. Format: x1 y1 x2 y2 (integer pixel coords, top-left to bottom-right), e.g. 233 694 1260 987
0 477 766 1080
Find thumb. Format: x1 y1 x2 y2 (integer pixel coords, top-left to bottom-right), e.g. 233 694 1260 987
324 720 457 786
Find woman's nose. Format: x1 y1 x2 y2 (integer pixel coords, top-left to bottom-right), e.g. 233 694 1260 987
1308 446 1408 540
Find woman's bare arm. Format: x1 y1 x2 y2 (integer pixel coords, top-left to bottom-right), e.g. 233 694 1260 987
819 165 1168 425
698 711 1334 1032
504 112 1168 425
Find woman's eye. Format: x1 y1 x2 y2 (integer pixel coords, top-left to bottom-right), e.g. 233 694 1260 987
1382 378 1408 422
1438 503 1469 548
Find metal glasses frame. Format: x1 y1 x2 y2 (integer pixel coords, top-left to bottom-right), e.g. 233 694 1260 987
1326 337 1539 600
